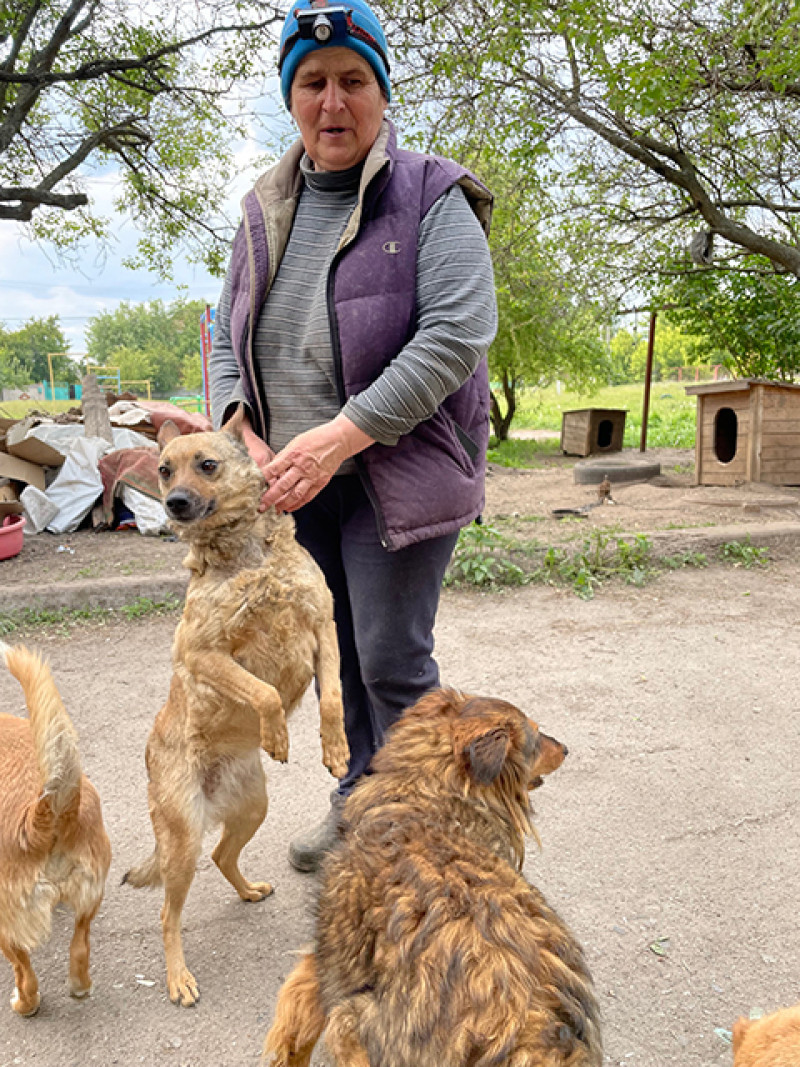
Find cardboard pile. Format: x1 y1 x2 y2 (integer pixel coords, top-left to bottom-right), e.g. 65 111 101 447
0 399 158 533
0 415 50 516
0 395 210 539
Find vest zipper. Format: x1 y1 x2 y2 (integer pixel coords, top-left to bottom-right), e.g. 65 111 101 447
244 214 270 442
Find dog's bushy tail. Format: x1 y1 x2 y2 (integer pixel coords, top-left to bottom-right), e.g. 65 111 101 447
122 849 163 889
1 641 82 816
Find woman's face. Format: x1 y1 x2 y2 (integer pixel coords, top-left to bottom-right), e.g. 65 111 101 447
290 48 387 172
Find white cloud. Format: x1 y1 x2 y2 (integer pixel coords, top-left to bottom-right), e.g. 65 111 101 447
0 108 295 351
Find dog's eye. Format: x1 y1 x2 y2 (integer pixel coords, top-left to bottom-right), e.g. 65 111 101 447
158 465 171 480
200 459 218 474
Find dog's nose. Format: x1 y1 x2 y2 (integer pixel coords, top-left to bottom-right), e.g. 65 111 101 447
562 744 569 758
165 490 194 518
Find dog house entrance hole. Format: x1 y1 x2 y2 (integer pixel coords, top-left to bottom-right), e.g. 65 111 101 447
597 419 614 449
714 407 738 464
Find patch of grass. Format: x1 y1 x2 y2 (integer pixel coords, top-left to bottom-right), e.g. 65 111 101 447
76 565 99 579
508 382 697 451
0 399 79 420
718 537 769 568
119 595 182 619
0 595 182 636
487 436 561 468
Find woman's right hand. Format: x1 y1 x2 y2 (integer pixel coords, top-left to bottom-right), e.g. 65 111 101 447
240 417 275 484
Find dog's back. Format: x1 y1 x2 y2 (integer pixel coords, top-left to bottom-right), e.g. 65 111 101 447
733 1006 800 1067
317 794 601 1067
0 642 110 955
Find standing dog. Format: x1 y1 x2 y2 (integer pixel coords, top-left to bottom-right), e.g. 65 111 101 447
264 688 602 1067
733 1005 800 1066
124 408 349 1007
0 642 111 1016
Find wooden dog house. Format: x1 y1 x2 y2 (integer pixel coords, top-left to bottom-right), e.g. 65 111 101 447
685 379 800 486
560 408 627 457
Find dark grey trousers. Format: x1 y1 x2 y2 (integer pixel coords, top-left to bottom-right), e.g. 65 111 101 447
293 474 458 795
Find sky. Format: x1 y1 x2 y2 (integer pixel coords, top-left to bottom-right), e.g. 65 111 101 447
0 109 294 358
0 176 221 356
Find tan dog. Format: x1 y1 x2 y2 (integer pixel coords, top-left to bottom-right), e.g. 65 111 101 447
733 1005 800 1066
0 642 111 1017
264 688 602 1067
124 407 349 1007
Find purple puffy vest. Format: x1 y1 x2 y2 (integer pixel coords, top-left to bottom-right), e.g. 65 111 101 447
228 126 492 551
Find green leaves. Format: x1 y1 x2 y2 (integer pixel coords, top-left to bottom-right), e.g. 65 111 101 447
85 297 209 393
0 0 284 276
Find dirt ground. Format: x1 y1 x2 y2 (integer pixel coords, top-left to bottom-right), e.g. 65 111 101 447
4 446 800 591
1 452 799 1067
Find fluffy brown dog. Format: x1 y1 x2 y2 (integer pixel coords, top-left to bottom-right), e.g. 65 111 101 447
124 407 349 1007
733 1005 800 1066
0 642 111 1017
264 688 602 1067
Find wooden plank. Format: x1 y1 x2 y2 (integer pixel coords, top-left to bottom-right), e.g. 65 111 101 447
759 437 800 458
749 383 764 480
696 471 747 486
693 397 703 485
758 419 800 434
759 458 800 474
762 388 800 410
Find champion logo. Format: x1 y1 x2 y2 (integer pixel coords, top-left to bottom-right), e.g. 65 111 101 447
382 241 401 254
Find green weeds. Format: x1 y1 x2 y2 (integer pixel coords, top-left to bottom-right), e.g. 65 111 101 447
718 537 769 568
446 525 770 597
444 523 528 588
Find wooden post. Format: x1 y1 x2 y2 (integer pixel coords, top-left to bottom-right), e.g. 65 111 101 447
640 312 657 452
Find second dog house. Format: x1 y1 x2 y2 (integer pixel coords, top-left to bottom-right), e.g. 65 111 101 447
560 408 627 457
685 379 800 486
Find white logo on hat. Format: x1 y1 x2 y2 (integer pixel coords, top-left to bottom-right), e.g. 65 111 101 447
382 241 400 254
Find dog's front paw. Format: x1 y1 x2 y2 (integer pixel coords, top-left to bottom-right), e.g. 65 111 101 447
261 719 289 762
239 879 274 903
11 988 40 1017
168 967 200 1008
321 729 350 780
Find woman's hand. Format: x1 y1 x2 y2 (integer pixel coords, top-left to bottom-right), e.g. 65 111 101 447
241 421 275 478
260 414 374 512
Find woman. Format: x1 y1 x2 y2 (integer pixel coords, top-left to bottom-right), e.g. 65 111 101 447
209 0 498 872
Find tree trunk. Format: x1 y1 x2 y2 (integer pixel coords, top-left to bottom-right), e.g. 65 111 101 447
490 369 517 441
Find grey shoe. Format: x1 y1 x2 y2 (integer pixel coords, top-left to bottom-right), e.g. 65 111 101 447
288 791 346 873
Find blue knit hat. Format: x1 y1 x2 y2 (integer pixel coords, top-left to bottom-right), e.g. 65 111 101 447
278 0 391 108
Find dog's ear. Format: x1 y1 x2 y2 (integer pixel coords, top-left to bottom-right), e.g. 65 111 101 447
463 725 512 784
157 419 182 451
221 404 246 441
453 701 513 785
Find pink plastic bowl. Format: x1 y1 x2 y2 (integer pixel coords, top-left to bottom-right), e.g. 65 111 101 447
0 513 26 561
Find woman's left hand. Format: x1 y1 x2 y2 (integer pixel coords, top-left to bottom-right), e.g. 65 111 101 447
260 414 374 512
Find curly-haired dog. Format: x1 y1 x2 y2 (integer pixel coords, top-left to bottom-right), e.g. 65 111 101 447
264 687 602 1067
733 1004 800 1066
124 407 349 1007
0 642 111 1017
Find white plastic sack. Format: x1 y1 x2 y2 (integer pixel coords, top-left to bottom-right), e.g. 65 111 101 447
24 422 155 457
44 436 111 534
19 485 59 535
120 486 169 537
